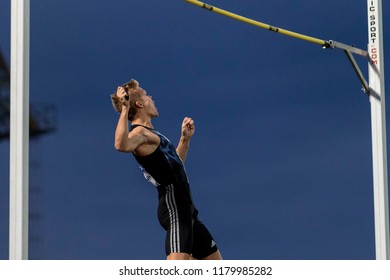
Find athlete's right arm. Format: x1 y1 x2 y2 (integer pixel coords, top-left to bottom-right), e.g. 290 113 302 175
114 88 146 153
114 113 146 153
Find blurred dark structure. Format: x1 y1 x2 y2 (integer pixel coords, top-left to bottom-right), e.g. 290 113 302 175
1 49 57 141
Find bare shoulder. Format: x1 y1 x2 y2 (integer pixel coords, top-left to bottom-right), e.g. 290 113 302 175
130 126 159 144
129 125 147 136
130 126 160 156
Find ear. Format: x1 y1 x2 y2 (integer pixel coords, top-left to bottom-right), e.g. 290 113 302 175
135 100 143 108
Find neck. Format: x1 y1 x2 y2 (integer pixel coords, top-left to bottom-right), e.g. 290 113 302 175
131 118 154 129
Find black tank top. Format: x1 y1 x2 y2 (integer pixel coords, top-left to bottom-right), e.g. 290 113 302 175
131 125 189 187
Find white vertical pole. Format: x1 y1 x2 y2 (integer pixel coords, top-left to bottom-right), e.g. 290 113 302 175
367 0 390 260
10 0 30 260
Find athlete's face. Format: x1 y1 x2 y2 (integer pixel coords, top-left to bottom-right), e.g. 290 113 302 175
139 88 159 117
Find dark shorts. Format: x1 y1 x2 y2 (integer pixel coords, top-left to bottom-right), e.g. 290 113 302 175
157 183 218 259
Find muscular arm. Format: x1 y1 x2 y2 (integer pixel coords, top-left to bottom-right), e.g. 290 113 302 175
176 117 195 163
114 109 147 153
114 87 146 153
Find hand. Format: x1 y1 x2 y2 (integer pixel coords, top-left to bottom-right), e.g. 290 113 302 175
181 117 195 139
116 86 129 107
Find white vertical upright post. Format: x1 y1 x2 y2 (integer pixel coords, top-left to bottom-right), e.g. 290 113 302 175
367 0 390 260
10 0 30 260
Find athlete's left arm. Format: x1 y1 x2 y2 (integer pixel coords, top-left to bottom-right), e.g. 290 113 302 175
176 117 195 163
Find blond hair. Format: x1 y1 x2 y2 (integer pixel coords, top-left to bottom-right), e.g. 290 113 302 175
111 79 141 121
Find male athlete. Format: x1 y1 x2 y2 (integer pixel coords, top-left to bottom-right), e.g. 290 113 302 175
111 79 222 260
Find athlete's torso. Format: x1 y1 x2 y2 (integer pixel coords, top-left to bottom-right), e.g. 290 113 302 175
131 125 189 186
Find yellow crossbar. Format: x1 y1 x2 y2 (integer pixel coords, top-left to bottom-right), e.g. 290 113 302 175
185 0 329 47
